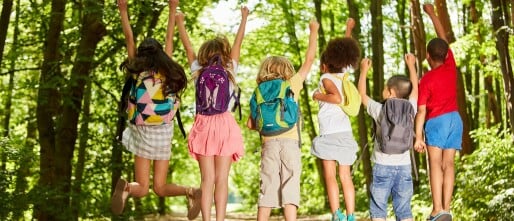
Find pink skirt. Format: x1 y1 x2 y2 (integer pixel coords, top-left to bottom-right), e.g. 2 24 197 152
188 112 244 162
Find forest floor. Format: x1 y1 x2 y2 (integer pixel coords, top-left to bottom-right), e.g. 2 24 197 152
144 212 371 221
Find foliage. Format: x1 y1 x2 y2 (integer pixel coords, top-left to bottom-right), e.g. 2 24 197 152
453 127 514 220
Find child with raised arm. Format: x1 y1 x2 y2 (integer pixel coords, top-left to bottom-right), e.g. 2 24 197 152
358 54 418 221
176 6 249 221
310 18 359 221
414 4 463 221
247 20 319 221
112 0 201 219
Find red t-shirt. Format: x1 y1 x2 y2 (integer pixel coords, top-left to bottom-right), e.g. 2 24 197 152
417 49 458 120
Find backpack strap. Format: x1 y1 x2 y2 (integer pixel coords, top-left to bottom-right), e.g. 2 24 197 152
175 109 186 138
231 86 242 120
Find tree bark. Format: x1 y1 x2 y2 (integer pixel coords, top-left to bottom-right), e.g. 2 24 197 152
435 0 456 43
35 0 67 219
410 0 426 74
0 0 13 70
491 0 514 136
371 0 384 99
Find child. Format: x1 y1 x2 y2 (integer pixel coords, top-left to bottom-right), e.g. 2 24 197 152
310 18 359 221
414 4 463 221
358 54 418 221
112 0 202 219
176 6 249 221
247 20 319 221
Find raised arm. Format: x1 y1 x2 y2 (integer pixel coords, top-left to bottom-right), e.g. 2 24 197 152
405 53 418 99
345 18 355 38
118 0 136 59
176 12 196 66
297 20 319 79
423 3 447 42
358 58 372 107
164 0 179 57
230 6 249 62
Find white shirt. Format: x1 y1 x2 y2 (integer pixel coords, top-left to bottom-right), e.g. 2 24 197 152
317 73 352 135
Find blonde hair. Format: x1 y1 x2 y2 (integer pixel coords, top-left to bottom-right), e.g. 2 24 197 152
192 35 236 83
256 56 295 84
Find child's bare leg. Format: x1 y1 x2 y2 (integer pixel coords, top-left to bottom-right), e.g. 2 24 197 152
153 160 188 197
130 156 151 197
322 160 340 213
283 204 297 221
427 146 444 215
257 207 272 221
199 156 216 221
442 149 457 212
339 165 355 215
214 156 232 221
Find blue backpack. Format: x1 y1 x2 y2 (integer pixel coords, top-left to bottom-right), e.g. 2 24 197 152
195 56 240 116
249 79 299 136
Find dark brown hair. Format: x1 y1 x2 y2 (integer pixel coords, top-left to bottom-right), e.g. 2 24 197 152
386 75 412 99
427 38 449 62
320 37 360 73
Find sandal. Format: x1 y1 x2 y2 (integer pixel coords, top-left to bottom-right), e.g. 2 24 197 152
186 187 202 220
111 178 129 215
427 211 452 221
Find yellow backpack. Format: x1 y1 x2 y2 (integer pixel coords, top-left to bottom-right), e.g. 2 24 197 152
321 73 361 116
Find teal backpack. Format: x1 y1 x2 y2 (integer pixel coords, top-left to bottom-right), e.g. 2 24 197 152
249 79 299 136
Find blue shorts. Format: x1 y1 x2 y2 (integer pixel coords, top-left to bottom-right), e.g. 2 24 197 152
425 111 463 150
370 164 413 220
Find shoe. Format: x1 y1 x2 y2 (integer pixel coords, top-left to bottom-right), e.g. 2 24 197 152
331 208 346 221
186 187 202 220
426 211 452 221
347 213 356 221
111 178 129 215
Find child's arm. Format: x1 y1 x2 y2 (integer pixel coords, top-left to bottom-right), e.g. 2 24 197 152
405 53 418 99
118 0 136 59
357 58 372 107
230 6 249 63
423 3 447 42
345 18 355 38
313 79 342 104
176 12 196 66
297 20 319 79
164 0 179 57
414 106 427 153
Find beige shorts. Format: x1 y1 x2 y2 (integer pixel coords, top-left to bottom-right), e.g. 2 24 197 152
259 138 302 208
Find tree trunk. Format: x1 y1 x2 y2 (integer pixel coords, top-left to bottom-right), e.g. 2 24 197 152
485 76 501 127
435 0 456 43
0 0 13 69
371 0 384 99
35 0 67 219
410 0 426 73
491 0 514 136
71 80 92 220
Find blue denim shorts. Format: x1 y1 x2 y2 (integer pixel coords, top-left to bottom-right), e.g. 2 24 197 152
425 111 463 150
370 164 413 220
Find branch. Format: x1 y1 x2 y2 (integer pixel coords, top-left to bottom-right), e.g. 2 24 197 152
0 67 40 75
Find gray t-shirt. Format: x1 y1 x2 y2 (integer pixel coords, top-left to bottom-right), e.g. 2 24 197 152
367 98 417 165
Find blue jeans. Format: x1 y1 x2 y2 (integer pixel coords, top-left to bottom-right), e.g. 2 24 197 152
370 164 413 220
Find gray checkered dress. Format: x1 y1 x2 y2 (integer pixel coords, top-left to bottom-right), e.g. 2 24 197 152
121 123 174 160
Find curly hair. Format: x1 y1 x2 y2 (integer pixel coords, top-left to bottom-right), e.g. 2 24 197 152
320 37 360 73
427 37 448 62
120 38 187 98
192 35 236 84
386 75 412 99
256 56 295 84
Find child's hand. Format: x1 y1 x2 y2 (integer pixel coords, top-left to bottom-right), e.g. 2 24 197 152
414 138 426 153
241 6 249 19
346 18 355 31
404 53 416 67
360 58 372 72
117 0 128 11
309 19 320 32
169 0 179 9
312 89 321 100
423 4 435 15
176 12 185 24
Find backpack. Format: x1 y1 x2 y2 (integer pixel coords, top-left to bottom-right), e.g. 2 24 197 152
120 71 186 138
337 73 361 116
249 79 299 136
377 98 415 154
195 56 237 115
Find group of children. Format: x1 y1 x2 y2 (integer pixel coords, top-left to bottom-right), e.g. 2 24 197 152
111 1 463 221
